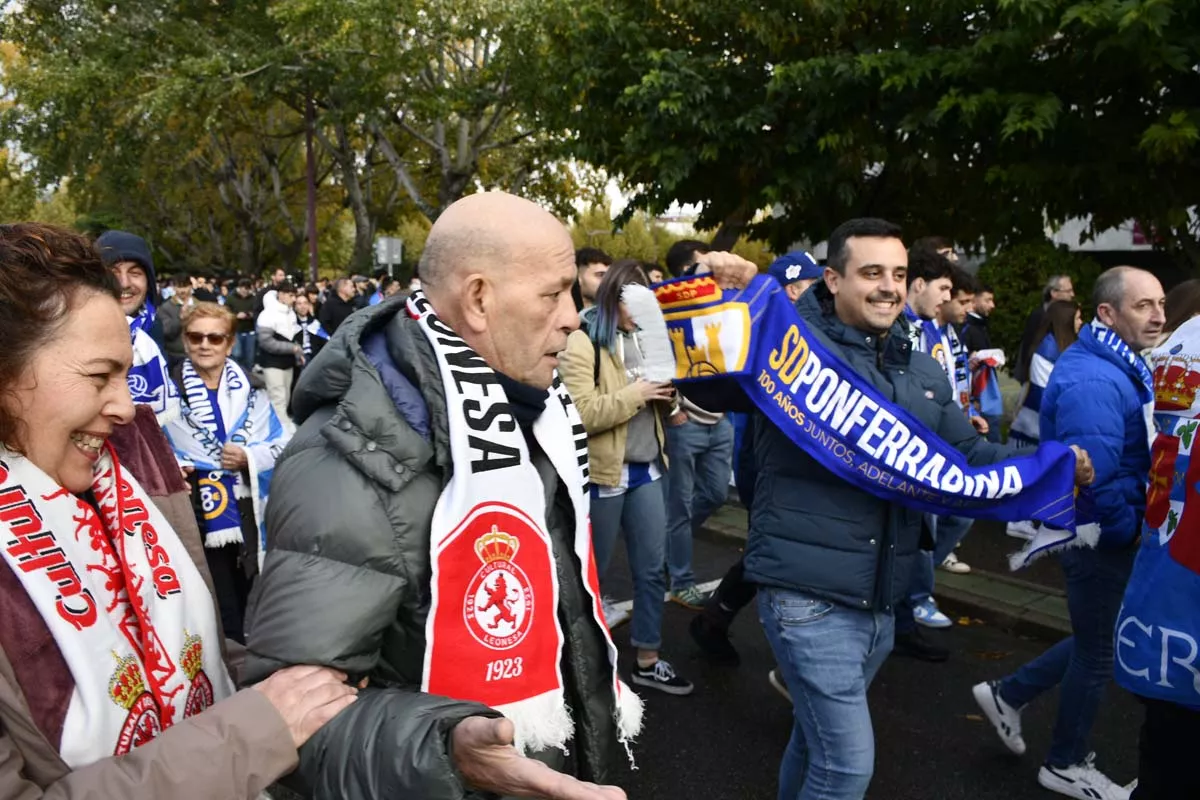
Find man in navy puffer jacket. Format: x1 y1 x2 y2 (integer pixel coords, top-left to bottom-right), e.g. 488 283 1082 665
974 267 1165 800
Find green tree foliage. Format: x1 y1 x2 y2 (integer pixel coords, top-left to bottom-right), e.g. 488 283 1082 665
2 0 575 274
977 242 1103 364
568 204 774 268
0 148 35 221
524 0 1200 265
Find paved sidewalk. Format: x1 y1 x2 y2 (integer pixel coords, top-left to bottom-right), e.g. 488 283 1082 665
699 503 1071 640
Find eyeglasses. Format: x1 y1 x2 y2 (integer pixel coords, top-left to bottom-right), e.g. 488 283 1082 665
185 332 232 346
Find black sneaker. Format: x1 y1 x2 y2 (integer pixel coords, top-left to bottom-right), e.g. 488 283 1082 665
632 658 695 696
689 614 741 666
893 629 949 662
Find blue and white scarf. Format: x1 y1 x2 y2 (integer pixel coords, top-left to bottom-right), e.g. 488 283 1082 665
904 306 962 408
660 275 1094 531
164 359 290 564
298 316 329 360
129 298 156 338
127 324 180 424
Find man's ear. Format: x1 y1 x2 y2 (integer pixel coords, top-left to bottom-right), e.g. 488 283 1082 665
459 274 490 334
823 266 840 296
1095 302 1118 329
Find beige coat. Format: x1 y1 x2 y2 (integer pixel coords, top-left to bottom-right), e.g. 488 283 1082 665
559 328 668 486
0 438 297 799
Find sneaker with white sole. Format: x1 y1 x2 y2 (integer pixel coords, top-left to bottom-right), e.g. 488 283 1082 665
1038 753 1131 800
940 552 971 574
972 680 1026 755
631 658 694 696
668 584 713 610
602 598 630 629
1006 520 1037 540
767 668 792 703
913 597 953 629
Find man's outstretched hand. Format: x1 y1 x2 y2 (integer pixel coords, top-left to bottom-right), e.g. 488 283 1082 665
692 251 758 290
1070 445 1095 487
452 716 626 800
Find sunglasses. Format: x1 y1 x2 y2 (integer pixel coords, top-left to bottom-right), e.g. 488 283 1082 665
185 331 232 346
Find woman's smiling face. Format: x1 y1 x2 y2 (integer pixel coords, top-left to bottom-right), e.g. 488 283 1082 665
6 291 135 492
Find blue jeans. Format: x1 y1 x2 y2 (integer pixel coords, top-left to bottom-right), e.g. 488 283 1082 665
911 514 973 604
759 588 895 800
664 418 733 589
997 545 1136 767
590 478 668 651
233 331 256 370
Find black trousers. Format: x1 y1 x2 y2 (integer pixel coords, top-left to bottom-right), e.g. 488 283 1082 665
1132 696 1200 800
704 556 759 627
204 542 254 644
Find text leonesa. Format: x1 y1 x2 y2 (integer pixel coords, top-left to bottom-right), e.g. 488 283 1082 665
763 324 1023 500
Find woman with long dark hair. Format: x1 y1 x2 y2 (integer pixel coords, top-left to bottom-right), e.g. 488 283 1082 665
1006 300 1082 540
559 259 694 696
1162 279 1200 341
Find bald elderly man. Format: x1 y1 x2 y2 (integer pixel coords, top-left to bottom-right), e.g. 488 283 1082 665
244 192 756 800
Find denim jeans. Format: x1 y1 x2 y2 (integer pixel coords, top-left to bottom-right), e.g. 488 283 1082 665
590 477 668 651
910 514 973 604
664 417 733 590
759 588 895 800
997 545 1136 767
232 331 256 370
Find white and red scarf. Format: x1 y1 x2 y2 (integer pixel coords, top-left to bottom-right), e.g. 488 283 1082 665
0 445 233 768
408 291 643 757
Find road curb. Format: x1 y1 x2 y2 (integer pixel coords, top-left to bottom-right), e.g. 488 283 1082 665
935 585 1071 641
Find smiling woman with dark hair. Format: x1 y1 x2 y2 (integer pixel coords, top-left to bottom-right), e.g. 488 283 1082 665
0 223 355 799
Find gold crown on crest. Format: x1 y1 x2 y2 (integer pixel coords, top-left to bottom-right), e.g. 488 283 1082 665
108 652 147 710
179 631 203 681
475 525 519 564
1154 363 1200 411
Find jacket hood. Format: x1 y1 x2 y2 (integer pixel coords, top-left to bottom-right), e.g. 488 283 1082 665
96 230 158 308
292 296 429 423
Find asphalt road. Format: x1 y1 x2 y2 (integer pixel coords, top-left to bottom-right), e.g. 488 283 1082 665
598 532 1140 800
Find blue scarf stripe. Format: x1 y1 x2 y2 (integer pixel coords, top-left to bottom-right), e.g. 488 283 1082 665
662 276 1093 528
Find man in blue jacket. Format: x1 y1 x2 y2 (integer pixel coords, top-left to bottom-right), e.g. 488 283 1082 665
742 219 1029 800
974 266 1164 800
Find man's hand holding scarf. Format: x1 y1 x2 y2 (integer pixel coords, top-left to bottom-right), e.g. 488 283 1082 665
693 251 760 289
1072 444 1095 486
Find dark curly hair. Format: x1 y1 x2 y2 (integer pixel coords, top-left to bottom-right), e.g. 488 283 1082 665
0 223 121 448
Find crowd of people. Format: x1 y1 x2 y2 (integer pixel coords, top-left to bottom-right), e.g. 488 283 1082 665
0 195 1195 800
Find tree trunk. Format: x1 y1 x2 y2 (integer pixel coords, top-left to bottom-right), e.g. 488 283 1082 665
711 211 748 251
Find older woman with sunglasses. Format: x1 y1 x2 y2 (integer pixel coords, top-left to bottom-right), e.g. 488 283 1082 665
165 302 291 643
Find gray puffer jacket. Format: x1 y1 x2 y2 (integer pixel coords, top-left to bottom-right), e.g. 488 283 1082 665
243 297 622 799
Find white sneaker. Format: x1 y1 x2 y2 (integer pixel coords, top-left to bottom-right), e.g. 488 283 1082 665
602 598 630 629
940 552 971 574
1006 520 1037 540
972 680 1026 755
1038 754 1130 800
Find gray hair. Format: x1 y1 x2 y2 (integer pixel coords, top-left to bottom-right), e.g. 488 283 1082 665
1093 266 1131 311
1043 274 1070 302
